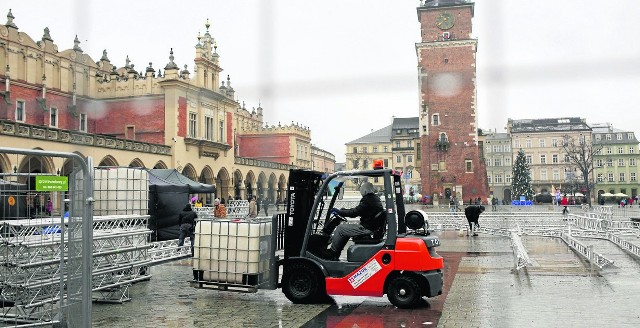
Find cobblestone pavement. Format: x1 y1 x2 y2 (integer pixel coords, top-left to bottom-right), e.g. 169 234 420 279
92 230 640 328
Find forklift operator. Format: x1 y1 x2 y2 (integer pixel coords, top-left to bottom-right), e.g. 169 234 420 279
322 182 384 260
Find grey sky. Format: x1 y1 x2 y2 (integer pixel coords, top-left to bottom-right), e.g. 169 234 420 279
6 0 640 162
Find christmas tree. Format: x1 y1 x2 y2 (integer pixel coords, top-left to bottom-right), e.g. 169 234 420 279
511 149 534 200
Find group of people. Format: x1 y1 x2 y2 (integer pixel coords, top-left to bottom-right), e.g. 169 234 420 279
27 193 54 217
248 196 271 218
177 195 275 254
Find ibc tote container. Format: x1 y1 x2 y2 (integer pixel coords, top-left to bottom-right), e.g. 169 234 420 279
193 219 272 286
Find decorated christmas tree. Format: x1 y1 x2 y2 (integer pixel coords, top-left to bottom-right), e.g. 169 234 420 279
511 149 534 200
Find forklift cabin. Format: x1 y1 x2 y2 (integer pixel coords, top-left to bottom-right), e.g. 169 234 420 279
280 163 443 308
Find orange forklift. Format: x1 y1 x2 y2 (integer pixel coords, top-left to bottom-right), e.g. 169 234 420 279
277 160 443 308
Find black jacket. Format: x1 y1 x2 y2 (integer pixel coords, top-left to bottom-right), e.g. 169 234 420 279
464 205 484 223
178 204 197 226
337 193 384 231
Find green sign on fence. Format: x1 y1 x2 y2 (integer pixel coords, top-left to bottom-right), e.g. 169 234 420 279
35 176 69 191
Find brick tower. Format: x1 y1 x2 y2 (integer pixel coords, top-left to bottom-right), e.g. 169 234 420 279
416 0 488 205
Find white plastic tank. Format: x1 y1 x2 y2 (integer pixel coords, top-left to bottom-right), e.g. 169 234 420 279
193 219 272 284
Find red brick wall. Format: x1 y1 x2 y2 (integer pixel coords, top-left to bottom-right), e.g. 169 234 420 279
226 112 233 147
238 134 291 164
177 97 187 138
417 4 489 203
93 97 165 144
1 84 83 130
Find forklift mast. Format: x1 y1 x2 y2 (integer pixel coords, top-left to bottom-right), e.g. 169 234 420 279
284 169 324 259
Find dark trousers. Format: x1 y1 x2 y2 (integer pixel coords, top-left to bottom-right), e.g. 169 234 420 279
329 224 372 253
178 223 195 255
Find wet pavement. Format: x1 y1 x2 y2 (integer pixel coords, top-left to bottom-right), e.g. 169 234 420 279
92 230 640 327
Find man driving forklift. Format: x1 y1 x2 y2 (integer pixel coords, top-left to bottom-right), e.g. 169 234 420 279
317 181 384 260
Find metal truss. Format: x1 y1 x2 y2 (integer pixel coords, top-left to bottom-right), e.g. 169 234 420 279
510 231 532 271
426 211 640 271
0 214 152 324
194 201 262 219
148 239 192 265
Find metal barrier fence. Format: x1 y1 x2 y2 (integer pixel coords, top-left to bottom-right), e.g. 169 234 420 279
0 147 93 328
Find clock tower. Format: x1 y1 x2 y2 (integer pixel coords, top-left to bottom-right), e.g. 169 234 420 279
416 0 489 204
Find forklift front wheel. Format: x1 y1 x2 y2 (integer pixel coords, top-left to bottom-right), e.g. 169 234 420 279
282 262 328 304
387 275 422 309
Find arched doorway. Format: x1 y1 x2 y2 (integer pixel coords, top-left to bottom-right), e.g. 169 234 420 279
503 189 512 203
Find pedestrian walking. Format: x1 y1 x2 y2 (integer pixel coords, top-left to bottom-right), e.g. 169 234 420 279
178 203 197 256
449 196 458 213
248 196 257 218
561 194 569 215
34 193 41 215
45 197 53 216
262 197 270 216
464 205 485 236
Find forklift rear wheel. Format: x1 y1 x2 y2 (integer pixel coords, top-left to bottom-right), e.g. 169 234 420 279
387 275 421 308
282 262 328 304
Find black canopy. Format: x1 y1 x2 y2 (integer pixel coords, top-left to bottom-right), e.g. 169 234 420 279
0 179 28 220
147 169 215 241
148 169 215 193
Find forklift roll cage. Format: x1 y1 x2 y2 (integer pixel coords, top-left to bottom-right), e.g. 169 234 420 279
296 168 406 260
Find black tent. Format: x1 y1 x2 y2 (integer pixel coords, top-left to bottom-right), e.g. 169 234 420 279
147 169 215 241
0 179 28 220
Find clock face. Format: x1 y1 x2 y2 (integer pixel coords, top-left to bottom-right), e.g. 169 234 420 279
436 12 455 30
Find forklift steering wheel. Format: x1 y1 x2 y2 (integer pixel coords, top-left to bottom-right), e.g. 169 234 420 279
332 213 347 222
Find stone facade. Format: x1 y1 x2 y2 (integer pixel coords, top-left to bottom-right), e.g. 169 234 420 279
0 10 334 205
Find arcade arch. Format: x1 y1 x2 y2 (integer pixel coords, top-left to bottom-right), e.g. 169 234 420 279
153 161 168 169
216 168 231 202
98 155 119 167
129 158 145 168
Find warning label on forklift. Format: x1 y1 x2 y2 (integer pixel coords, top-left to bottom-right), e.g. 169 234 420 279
347 259 382 289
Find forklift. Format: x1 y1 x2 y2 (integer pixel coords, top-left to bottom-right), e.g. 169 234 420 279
278 160 443 308
190 160 443 308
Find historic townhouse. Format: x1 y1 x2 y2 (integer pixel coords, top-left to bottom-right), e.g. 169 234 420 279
507 117 592 195
344 117 422 196
592 123 640 200
479 130 512 202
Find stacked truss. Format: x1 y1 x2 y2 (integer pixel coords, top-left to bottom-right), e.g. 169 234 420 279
0 214 150 325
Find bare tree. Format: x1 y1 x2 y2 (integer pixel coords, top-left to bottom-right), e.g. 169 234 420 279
560 135 603 205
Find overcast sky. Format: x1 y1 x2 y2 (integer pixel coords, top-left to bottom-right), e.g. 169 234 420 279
6 1 640 162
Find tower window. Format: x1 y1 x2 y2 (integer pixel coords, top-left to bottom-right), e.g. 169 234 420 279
444 58 449 64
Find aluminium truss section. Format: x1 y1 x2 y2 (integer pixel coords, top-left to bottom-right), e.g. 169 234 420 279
227 200 249 218
194 207 214 219
1 214 150 323
510 231 533 271
426 212 565 232
558 230 614 269
149 239 192 265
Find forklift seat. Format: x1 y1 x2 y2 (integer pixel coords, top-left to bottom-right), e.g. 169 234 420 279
347 241 385 262
352 210 386 245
